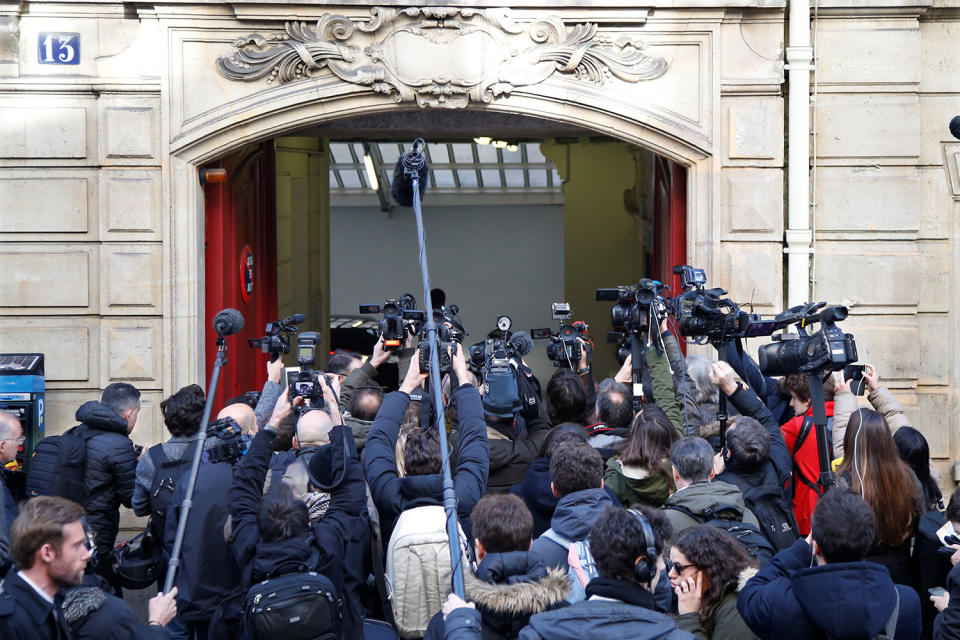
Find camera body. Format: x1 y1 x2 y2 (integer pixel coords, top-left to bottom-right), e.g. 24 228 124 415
671 287 755 343
545 322 590 368
359 294 425 351
206 417 251 465
596 279 665 334
288 369 326 407
248 313 305 361
758 305 858 376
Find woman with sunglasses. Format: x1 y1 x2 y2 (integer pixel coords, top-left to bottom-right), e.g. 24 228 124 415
669 525 760 639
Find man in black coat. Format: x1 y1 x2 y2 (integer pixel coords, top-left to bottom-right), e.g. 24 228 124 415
0 496 90 639
229 384 370 639
77 382 140 592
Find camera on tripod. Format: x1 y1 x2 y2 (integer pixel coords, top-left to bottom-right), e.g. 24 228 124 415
205 417 251 465
248 313 305 361
758 304 858 376
418 304 466 374
596 279 666 334
359 294 426 351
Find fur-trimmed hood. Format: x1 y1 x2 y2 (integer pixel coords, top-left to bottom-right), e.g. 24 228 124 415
465 566 570 616
737 566 759 592
61 586 107 625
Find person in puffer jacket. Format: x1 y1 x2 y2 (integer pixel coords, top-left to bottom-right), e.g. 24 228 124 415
424 494 569 640
738 488 921 640
77 382 141 591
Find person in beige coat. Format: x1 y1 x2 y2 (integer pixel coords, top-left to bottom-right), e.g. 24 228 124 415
831 364 910 459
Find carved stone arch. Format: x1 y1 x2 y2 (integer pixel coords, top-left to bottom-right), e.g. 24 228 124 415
165 49 718 390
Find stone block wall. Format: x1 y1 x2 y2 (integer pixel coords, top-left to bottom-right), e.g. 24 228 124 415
0 4 166 457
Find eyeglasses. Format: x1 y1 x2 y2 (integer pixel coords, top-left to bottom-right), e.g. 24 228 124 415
666 558 697 574
4 435 25 445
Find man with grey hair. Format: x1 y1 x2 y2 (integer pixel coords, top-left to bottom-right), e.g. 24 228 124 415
661 435 759 534
0 412 23 556
584 378 633 453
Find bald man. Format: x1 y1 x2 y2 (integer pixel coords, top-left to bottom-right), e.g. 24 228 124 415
280 410 335 495
0 412 22 555
216 402 257 436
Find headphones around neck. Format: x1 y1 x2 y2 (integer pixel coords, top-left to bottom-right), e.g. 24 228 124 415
627 508 658 584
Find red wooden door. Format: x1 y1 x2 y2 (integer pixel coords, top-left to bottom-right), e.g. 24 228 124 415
203 143 278 411
652 156 688 296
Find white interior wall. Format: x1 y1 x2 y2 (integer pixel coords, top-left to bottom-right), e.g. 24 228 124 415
330 203 564 381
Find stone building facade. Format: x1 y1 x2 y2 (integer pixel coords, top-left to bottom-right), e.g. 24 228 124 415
0 0 958 484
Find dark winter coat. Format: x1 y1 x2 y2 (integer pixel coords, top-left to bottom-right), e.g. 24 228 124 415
934 561 960 640
229 424 370 640
75 400 138 556
424 551 569 640
486 414 552 494
364 384 489 541
517 577 699 640
510 457 622 537
720 341 792 426
530 487 614 571
0 570 71 639
738 538 922 640
61 584 166 639
164 459 241 623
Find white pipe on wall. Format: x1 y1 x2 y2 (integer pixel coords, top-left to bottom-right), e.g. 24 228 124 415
785 0 814 307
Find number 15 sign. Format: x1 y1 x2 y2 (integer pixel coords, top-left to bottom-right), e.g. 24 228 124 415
38 33 80 65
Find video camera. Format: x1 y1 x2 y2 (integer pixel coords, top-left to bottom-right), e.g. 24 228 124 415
359 294 426 351
468 316 530 379
205 417 251 465
531 303 593 369
668 265 783 345
248 313 305 361
596 278 667 335
758 303 858 376
419 304 466 375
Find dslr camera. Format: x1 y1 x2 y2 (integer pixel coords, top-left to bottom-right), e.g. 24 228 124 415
419 304 466 374
532 303 592 369
596 278 667 334
758 304 858 376
206 417 251 465
248 313 305 361
359 294 426 351
289 331 326 407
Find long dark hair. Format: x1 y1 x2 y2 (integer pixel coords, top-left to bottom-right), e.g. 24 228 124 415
672 526 757 623
616 406 677 470
837 409 921 546
894 426 942 510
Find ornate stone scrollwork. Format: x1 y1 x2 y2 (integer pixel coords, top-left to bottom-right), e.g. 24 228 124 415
216 7 668 108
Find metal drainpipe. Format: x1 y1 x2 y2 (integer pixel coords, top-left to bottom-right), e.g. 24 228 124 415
785 0 814 307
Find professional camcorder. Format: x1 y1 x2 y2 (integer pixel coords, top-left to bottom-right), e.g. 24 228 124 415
359 294 426 351
531 303 593 369
419 304 466 374
205 417 251 465
248 313 305 361
596 278 667 335
758 303 858 376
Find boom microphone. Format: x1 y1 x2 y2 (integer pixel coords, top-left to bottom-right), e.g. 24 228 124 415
509 331 534 358
391 139 429 208
950 116 960 141
213 308 245 336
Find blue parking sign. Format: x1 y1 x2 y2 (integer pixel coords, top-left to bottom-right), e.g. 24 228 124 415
38 33 80 65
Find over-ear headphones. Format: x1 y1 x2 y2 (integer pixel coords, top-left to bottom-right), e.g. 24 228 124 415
628 509 658 584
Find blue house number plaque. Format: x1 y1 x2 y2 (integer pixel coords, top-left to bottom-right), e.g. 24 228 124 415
38 33 80 65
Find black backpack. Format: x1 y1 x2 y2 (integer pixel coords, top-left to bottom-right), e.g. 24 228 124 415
25 426 95 503
244 559 342 640
147 444 194 542
667 502 775 565
723 473 800 552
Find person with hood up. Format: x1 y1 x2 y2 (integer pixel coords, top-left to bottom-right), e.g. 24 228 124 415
423 494 569 640
662 436 760 535
737 487 921 640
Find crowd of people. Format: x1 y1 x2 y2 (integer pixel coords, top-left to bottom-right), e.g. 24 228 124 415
1 318 959 640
